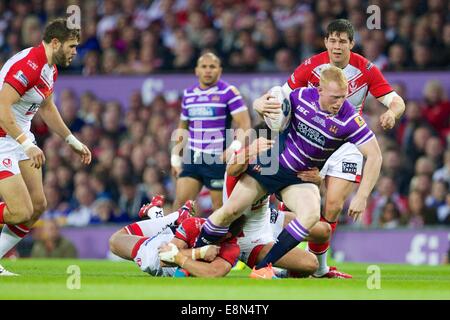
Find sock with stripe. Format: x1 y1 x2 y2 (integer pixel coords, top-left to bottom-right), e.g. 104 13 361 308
0 224 31 258
194 219 229 247
255 219 309 269
308 216 337 275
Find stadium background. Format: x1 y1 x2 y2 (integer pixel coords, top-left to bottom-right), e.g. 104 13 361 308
0 0 449 265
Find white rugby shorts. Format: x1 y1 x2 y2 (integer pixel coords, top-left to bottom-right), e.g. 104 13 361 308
134 233 177 277
319 142 363 183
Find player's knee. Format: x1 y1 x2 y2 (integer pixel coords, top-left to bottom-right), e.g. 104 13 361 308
325 198 344 215
109 233 119 254
32 197 47 215
315 223 332 243
14 206 34 224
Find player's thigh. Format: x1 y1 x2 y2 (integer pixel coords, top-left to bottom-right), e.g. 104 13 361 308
221 174 265 215
209 189 223 210
0 174 33 215
280 183 320 227
109 231 142 260
18 159 46 213
324 176 356 220
174 177 203 203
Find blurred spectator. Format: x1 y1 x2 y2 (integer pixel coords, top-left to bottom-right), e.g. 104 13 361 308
65 186 96 227
405 190 438 227
31 219 78 258
436 193 450 225
421 80 450 138
433 149 450 184
379 201 401 229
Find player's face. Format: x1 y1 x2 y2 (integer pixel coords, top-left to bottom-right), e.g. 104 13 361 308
324 32 354 67
319 81 348 114
53 38 78 67
195 57 222 88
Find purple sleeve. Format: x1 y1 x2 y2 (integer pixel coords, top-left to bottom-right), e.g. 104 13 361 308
180 93 189 121
227 86 247 114
344 115 375 145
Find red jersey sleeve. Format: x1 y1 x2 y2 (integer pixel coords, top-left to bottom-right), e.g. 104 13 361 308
366 63 393 98
4 58 40 96
286 58 315 90
218 241 240 266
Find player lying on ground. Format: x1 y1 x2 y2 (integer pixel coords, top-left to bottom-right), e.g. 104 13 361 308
109 198 244 277
194 66 382 279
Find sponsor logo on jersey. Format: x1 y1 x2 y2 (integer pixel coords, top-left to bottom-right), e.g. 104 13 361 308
366 62 374 70
312 115 326 127
196 95 209 102
2 158 12 168
349 81 357 93
342 162 357 174
188 106 214 117
27 60 38 70
212 95 220 102
176 225 187 239
329 125 338 134
25 103 40 116
297 106 309 116
290 73 296 84
185 97 195 104
297 123 326 146
13 70 29 87
354 115 365 127
269 208 279 224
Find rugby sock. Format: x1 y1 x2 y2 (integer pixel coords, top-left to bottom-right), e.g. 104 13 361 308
308 217 337 275
194 219 229 247
255 219 309 269
125 212 179 237
0 224 30 258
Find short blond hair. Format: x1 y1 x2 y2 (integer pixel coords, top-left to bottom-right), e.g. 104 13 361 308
320 66 348 90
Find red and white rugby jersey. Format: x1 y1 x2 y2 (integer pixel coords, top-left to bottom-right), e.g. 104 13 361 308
0 43 58 137
286 51 393 114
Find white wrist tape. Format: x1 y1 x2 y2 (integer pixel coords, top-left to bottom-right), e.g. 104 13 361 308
158 243 179 263
171 154 182 167
65 134 84 152
191 245 212 260
380 91 399 108
21 139 34 151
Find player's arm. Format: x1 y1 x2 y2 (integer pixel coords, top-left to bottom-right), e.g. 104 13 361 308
174 255 232 278
349 137 382 221
226 137 274 177
253 61 309 118
170 119 188 176
377 91 405 130
39 94 91 165
0 83 45 168
367 64 405 130
171 237 220 262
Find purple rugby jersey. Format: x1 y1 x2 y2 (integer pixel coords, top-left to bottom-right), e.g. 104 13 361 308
180 80 247 155
279 87 375 172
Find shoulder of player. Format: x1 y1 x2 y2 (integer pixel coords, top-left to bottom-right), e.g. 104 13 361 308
291 86 318 102
349 51 377 72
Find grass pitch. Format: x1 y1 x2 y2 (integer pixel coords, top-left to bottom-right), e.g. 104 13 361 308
0 259 449 300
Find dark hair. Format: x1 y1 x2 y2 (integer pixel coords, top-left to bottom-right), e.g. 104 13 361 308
326 19 355 42
43 18 80 44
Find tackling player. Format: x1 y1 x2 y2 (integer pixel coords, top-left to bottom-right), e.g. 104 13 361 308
0 18 92 275
109 198 243 278
253 19 405 278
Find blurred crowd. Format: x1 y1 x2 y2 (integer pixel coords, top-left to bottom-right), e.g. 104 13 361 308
28 77 449 230
0 0 448 230
0 0 449 74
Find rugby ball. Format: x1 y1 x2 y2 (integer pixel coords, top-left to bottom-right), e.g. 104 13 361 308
263 86 291 132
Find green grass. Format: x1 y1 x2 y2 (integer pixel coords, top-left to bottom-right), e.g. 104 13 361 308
0 259 449 299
